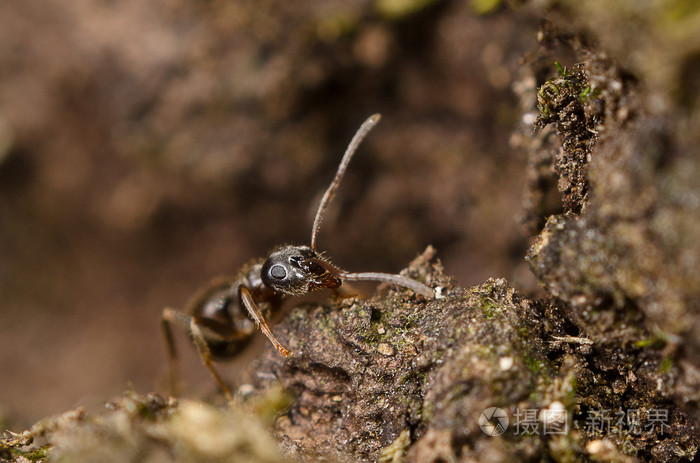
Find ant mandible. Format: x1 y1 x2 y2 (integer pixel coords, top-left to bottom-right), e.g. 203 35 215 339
161 114 435 402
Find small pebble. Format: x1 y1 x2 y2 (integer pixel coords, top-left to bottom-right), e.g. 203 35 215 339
377 343 395 356
499 357 513 371
237 384 255 397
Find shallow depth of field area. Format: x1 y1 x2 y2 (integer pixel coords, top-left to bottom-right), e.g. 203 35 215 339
1 1 699 462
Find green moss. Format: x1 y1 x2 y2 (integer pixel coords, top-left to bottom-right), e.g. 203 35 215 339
393 335 416 351
661 0 700 23
536 62 589 124
517 324 530 339
481 297 497 319
578 84 601 102
480 294 506 320
634 337 664 349
469 0 503 15
375 0 439 19
522 352 546 375
315 12 359 41
26 446 50 462
554 61 566 76
0 444 50 462
660 356 673 373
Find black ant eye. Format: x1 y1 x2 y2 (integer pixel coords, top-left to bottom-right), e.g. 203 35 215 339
261 256 295 290
269 264 287 280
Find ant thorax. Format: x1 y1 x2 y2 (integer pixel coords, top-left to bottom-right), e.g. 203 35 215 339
237 261 280 306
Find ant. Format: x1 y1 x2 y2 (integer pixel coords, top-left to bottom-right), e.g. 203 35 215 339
161 114 435 402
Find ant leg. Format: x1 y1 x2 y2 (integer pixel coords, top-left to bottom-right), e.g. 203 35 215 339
340 271 435 298
333 281 365 298
188 318 234 403
161 308 187 396
238 285 292 357
161 307 233 403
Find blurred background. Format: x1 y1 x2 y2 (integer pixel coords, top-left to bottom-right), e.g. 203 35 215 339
0 0 542 427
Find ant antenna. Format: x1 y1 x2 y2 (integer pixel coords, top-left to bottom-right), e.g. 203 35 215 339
310 114 382 250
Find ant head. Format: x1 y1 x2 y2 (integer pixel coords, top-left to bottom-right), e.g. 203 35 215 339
261 245 342 296
262 115 381 296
